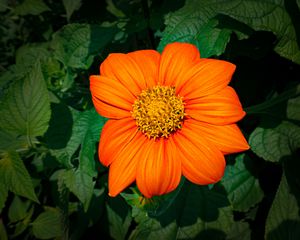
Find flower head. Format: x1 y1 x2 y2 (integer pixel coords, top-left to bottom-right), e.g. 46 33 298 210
90 42 249 198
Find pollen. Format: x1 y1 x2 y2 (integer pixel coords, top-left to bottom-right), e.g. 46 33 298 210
132 86 185 139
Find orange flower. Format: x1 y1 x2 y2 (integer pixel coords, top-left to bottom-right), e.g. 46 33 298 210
90 42 249 198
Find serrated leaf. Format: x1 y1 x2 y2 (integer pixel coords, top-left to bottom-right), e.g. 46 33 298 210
0 219 7 240
52 23 117 69
265 173 300 239
62 0 82 21
0 62 51 140
159 0 300 63
0 151 38 202
249 121 300 162
16 43 50 70
32 209 62 239
14 0 50 16
221 154 264 211
130 183 233 240
52 108 106 173
62 169 95 211
287 96 300 122
107 196 132 240
0 182 8 213
0 129 28 152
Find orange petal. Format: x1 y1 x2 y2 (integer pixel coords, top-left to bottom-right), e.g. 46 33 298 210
173 124 225 185
99 118 138 167
90 75 135 118
185 86 246 125
108 131 148 197
128 50 160 88
159 42 200 86
136 138 181 198
100 53 147 96
177 59 236 99
185 119 250 154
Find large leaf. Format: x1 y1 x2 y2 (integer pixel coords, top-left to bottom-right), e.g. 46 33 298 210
51 23 117 69
0 62 51 140
32 208 62 239
265 173 300 239
130 183 233 240
0 151 38 202
249 120 300 162
159 0 300 63
8 196 31 223
14 0 50 16
227 221 251 240
221 154 264 211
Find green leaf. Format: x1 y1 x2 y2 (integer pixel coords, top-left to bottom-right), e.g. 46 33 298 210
0 151 39 203
8 196 30 223
106 196 132 240
62 0 82 21
14 0 50 16
249 120 300 162
287 96 300 122
0 62 51 140
15 43 51 70
130 183 233 240
0 182 8 213
61 169 95 211
52 23 117 69
227 221 251 240
0 0 8 12
190 18 232 58
32 209 62 239
265 173 300 239
221 154 264 211
0 219 8 240
52 108 105 172
121 177 185 216
159 0 300 63
0 129 28 152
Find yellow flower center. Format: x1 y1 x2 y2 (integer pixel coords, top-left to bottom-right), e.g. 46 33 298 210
132 86 185 139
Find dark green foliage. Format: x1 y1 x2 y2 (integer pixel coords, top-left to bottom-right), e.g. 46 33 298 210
0 0 300 239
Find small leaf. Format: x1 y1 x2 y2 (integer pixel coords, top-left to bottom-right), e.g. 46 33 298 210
52 23 117 69
191 18 231 58
62 0 82 21
249 120 300 162
0 151 39 203
8 196 30 223
227 221 251 240
32 209 62 239
221 154 264 211
62 169 95 211
106 196 132 240
14 0 50 16
0 61 51 140
265 173 300 239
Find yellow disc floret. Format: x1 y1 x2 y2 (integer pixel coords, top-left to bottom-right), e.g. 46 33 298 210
132 86 185 138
